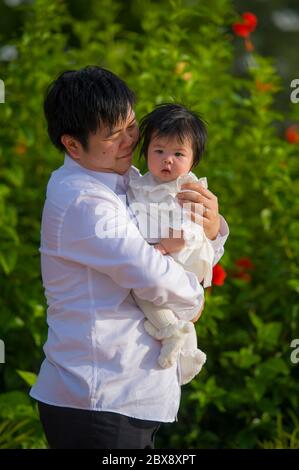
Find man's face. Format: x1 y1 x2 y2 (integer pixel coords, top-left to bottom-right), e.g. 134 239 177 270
65 109 139 174
147 134 194 182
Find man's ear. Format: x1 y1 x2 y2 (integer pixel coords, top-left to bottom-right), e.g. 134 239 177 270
61 135 82 160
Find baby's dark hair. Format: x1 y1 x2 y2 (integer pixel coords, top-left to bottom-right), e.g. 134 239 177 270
44 66 136 152
139 103 207 168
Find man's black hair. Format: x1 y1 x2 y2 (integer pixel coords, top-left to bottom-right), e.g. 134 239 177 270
44 66 136 152
139 103 207 168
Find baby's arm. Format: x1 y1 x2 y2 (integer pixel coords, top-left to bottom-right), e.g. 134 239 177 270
154 229 185 255
154 229 206 282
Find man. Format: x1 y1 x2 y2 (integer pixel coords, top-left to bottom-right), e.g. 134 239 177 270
30 66 229 449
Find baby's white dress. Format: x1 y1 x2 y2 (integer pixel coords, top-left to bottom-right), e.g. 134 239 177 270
127 170 214 385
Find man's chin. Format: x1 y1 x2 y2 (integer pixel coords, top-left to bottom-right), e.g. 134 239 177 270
117 161 132 174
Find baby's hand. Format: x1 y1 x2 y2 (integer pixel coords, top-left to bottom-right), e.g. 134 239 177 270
154 243 168 255
155 229 185 254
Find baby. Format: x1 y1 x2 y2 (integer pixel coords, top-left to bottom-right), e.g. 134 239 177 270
127 103 214 385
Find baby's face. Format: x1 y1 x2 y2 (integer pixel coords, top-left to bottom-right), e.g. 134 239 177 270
147 134 194 183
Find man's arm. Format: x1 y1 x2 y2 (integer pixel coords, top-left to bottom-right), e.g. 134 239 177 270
59 193 204 322
208 215 229 266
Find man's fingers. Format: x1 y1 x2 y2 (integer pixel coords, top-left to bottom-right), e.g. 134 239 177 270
178 200 205 214
178 199 214 217
177 191 211 207
177 202 213 224
180 182 215 200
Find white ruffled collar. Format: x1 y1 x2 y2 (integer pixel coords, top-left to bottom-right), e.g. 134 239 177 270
129 170 207 198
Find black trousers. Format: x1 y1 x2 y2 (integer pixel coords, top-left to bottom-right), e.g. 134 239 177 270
38 401 161 449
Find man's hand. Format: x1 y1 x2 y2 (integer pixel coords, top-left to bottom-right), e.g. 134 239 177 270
154 229 185 255
177 183 220 240
191 299 205 323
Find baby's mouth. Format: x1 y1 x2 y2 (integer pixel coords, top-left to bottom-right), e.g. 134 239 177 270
161 168 171 174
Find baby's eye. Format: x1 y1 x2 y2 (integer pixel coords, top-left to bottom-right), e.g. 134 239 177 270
155 149 163 154
175 152 183 157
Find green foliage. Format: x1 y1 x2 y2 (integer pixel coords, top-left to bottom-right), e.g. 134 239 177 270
0 391 46 448
259 412 299 449
0 0 298 448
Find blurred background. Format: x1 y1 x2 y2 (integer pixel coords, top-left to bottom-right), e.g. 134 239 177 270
0 0 298 449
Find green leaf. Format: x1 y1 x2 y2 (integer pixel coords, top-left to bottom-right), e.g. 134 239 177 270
0 250 18 275
16 370 37 387
254 358 290 381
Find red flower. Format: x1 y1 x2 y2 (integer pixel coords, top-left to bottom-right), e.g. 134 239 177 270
232 12 257 39
233 23 251 37
243 12 258 32
285 125 299 144
212 264 227 286
235 257 254 270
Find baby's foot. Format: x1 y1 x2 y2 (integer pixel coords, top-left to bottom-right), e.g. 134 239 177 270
179 348 207 385
194 349 207 370
158 335 186 369
159 355 174 369
155 320 192 340
144 320 159 338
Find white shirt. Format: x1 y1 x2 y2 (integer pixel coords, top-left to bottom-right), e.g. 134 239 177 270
30 155 229 422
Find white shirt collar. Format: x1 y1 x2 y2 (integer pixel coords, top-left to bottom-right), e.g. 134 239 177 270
63 154 130 193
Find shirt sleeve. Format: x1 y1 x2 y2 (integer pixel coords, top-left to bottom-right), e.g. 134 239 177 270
58 191 204 321
208 215 229 266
